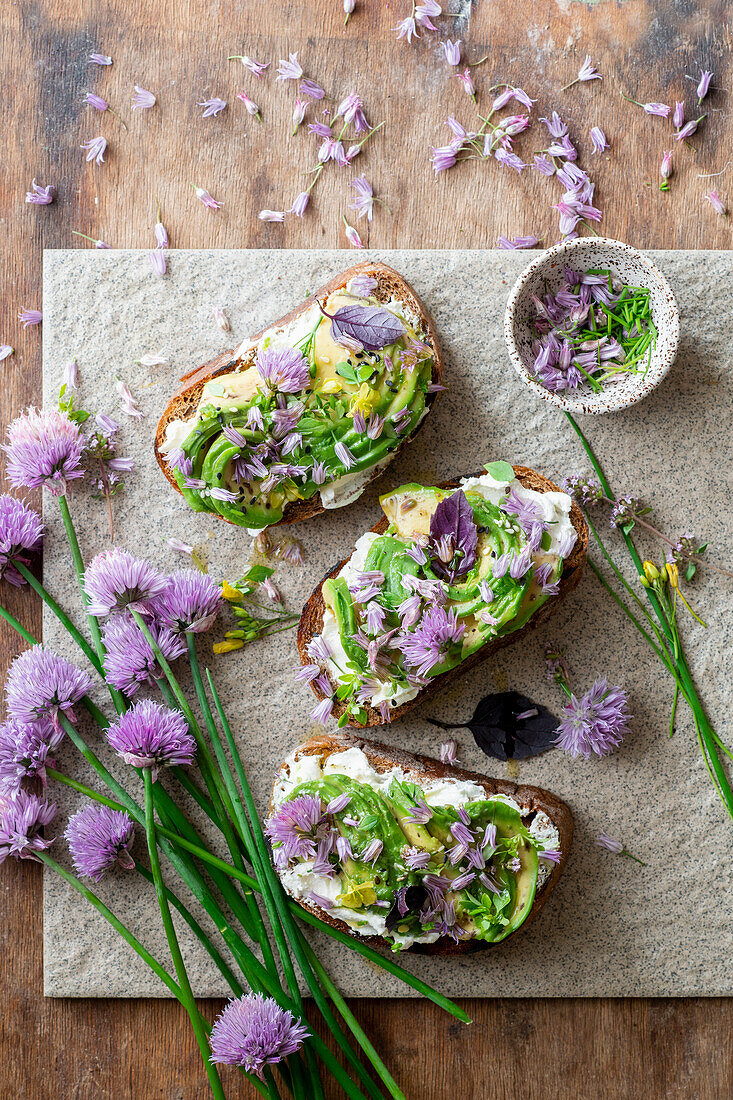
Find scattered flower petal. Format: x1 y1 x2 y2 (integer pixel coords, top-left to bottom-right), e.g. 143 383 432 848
81 137 107 165
132 86 156 110
25 179 55 205
198 97 227 118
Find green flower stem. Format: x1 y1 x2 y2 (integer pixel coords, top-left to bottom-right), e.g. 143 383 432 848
299 933 406 1100
133 860 244 997
184 635 279 979
38 851 182 1000
566 412 733 820
204 671 399 1100
56 494 126 715
0 601 39 645
143 768 227 1100
586 560 674 670
81 694 113 728
14 562 105 675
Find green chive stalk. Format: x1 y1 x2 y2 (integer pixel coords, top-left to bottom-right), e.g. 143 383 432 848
566 413 733 819
143 768 227 1100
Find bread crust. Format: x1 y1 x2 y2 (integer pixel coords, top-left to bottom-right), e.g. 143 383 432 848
154 261 444 528
269 731 574 955
297 465 588 727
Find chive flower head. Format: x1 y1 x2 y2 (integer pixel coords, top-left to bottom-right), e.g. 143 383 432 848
151 569 223 634
102 613 186 696
0 717 63 793
66 803 135 881
0 494 43 585
3 407 85 496
255 346 310 394
209 993 309 1077
83 548 168 616
0 790 56 863
555 676 630 759
5 646 93 729
105 699 195 779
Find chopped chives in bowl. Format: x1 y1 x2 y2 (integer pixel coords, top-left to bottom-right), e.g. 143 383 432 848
530 266 658 394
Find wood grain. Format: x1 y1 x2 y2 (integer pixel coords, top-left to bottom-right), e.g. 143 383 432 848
1 0 731 1096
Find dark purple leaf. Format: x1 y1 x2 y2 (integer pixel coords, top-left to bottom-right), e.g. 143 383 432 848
324 304 407 352
429 490 478 582
428 691 560 761
385 884 428 931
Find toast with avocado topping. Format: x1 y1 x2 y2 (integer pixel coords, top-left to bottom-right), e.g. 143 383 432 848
155 261 443 531
297 462 588 727
267 731 574 954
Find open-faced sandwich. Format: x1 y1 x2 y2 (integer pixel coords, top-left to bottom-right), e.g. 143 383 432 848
267 732 573 953
155 261 443 531
297 461 588 728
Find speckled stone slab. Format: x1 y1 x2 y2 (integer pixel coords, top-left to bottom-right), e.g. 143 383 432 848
41 249 733 998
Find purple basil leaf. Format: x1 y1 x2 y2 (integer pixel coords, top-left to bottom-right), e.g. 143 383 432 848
329 304 406 352
428 691 560 761
429 489 478 582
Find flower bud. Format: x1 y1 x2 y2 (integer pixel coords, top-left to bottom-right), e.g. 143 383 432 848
642 560 660 583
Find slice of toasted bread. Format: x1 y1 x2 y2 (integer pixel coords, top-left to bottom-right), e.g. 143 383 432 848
297 465 588 727
154 261 444 528
268 731 574 955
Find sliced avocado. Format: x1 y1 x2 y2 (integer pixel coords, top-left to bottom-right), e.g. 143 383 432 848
379 485 443 538
382 778 442 852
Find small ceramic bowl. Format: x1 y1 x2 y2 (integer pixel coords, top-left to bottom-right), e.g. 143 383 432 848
503 237 680 414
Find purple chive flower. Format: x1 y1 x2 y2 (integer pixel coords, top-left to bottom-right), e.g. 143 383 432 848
292 98 307 131
300 79 325 100
258 209 285 223
132 85 156 109
115 379 143 420
533 153 556 176
675 118 701 141
350 176 374 221
209 994 309 1077
365 601 385 635
555 676 630 759
494 148 527 173
431 140 462 174
326 793 351 814
563 55 601 90
343 219 363 249
0 494 43 585
152 569 222 634
237 90 261 119
404 846 430 870
81 136 107 165
310 890 334 909
596 832 623 853
5 647 91 729
198 97 226 117
0 717 62 792
3 407 84 496
660 150 673 182
394 16 418 42
294 663 321 684
276 53 303 81
266 795 325 865
398 605 464 679
148 250 166 277
539 849 561 864
349 274 377 298
643 102 671 117
66 804 135 881
106 699 195 779
84 92 108 111
590 126 609 153
194 185 222 210
84 548 167 616
697 69 713 101
25 179 56 205
19 309 42 327
439 739 458 766
414 1 439 29
443 39 461 66
456 68 475 98
310 696 333 726
705 190 727 216
334 440 355 470
256 347 309 393
233 55 270 78
102 613 186 696
0 790 56 863
307 636 331 664
89 53 112 65
497 235 539 249
673 101 685 128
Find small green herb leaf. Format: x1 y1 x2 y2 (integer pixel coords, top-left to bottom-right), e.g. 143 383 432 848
483 460 515 483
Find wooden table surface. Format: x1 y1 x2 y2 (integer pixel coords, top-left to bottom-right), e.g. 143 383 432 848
1 1 731 1096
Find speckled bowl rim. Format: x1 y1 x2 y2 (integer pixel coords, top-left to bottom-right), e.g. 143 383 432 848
503 237 680 414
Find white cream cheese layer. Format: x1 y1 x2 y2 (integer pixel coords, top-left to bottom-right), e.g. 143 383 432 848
315 472 576 706
272 746 553 945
